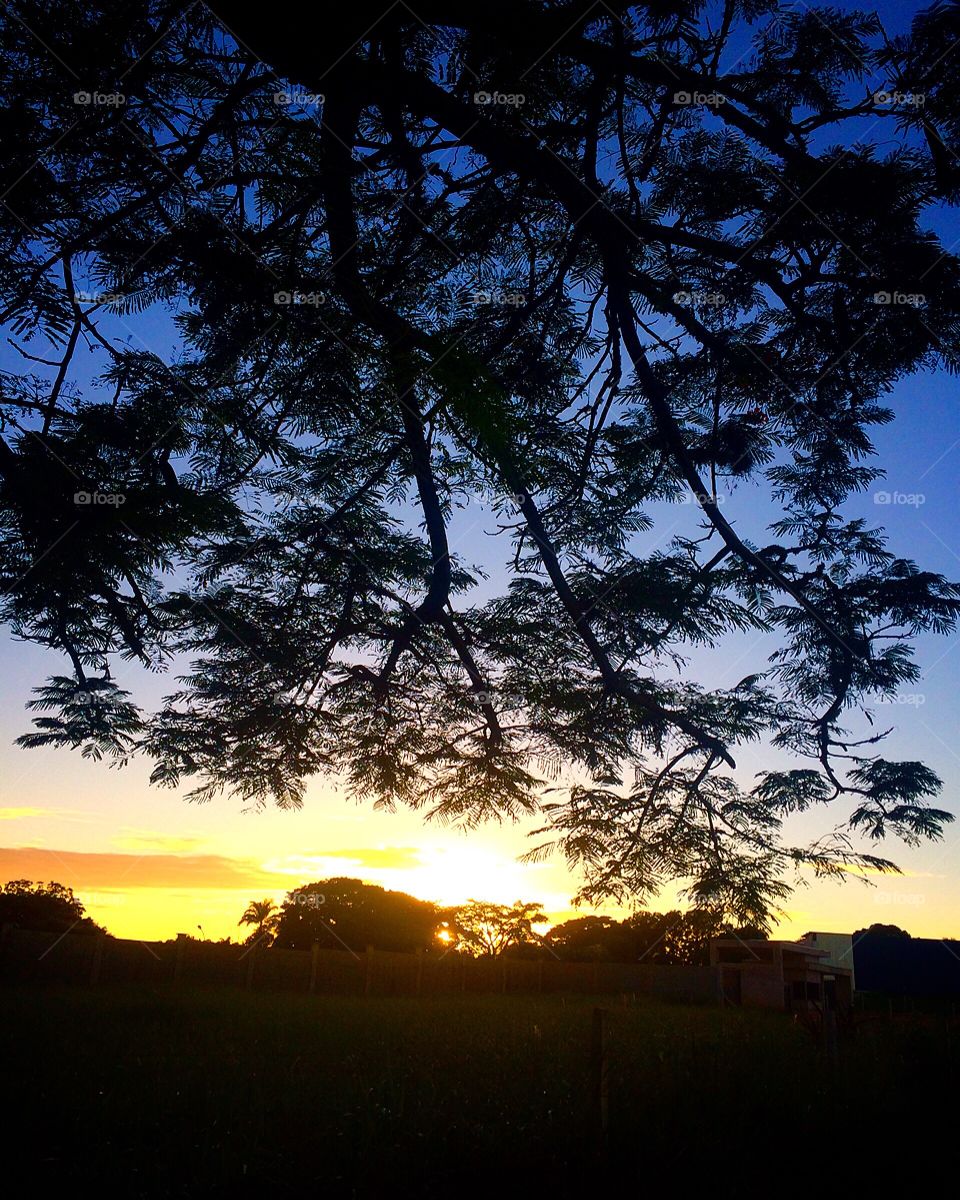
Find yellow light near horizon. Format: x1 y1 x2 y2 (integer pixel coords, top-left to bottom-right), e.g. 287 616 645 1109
436 928 453 943
378 844 548 908
79 887 266 942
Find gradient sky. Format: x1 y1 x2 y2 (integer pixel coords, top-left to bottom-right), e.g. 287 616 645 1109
2 0 959 944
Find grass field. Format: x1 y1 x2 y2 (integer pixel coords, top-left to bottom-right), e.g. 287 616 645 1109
0 985 953 1196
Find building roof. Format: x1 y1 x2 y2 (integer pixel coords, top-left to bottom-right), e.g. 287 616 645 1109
711 938 830 957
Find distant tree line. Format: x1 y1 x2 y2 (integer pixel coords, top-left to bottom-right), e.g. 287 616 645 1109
545 912 765 966
242 878 764 965
0 875 765 963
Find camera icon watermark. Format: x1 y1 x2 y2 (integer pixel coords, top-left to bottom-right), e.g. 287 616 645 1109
286 891 326 909
672 289 727 307
873 90 925 108
274 91 324 108
274 290 327 307
74 491 126 507
473 90 525 107
673 90 726 108
871 291 926 308
469 288 526 308
873 490 925 507
462 489 528 512
75 289 125 305
469 684 524 709
874 890 926 907
73 91 125 107
679 490 727 506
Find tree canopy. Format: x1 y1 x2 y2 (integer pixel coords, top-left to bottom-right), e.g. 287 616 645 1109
453 899 548 956
2 1 960 924
274 877 448 952
0 878 105 935
852 922 912 939
547 909 763 963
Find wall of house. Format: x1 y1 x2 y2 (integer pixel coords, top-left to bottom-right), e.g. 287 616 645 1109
802 932 856 988
738 965 786 1010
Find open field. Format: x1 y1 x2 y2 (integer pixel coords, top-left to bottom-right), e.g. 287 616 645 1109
0 985 954 1196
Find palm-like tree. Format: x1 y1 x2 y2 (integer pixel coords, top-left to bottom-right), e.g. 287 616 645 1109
238 899 279 945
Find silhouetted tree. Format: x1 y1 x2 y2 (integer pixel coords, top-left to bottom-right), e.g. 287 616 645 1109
546 915 634 962
2 2 959 923
0 879 106 935
238 898 280 945
453 900 548 957
659 910 726 965
273 878 446 953
853 923 912 939
620 911 677 964
549 908 767 963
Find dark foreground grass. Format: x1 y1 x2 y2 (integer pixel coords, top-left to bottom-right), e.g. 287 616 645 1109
0 984 953 1196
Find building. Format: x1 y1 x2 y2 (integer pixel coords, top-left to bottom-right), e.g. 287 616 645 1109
800 931 856 989
709 938 853 1013
801 930 960 999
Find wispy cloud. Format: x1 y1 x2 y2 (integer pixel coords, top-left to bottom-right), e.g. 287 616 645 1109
111 830 208 854
0 846 289 890
261 847 425 875
0 806 93 823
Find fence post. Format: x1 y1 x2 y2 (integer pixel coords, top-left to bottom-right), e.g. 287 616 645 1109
591 1007 610 1157
364 945 374 996
173 932 187 983
89 932 105 986
309 941 320 994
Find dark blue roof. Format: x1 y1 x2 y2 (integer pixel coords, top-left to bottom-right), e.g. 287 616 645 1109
853 935 960 996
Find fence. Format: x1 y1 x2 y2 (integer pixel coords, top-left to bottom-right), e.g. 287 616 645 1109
0 925 723 1003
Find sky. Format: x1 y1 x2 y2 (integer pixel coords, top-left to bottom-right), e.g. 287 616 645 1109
2 0 960 944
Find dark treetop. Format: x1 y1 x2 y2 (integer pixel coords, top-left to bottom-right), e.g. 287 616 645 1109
2 1 960 924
